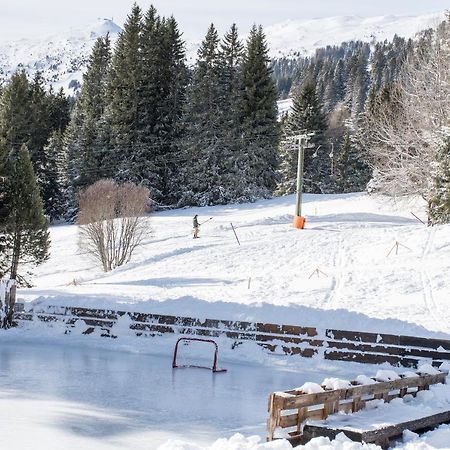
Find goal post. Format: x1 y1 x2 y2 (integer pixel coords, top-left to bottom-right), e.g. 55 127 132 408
172 337 227 373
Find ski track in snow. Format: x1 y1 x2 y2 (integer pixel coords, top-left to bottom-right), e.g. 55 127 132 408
419 227 443 331
325 234 346 309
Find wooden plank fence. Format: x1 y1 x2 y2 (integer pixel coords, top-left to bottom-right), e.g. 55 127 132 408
15 305 450 369
267 369 449 447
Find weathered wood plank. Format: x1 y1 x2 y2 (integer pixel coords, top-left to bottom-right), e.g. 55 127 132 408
301 410 450 447
280 373 447 410
327 340 450 361
324 349 421 368
326 329 400 346
301 425 364 444
399 335 450 352
326 328 450 352
363 410 450 442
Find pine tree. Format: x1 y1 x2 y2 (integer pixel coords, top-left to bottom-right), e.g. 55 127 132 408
42 130 67 220
278 80 330 194
239 25 280 198
66 34 112 195
0 144 49 326
0 72 32 156
215 24 246 202
177 24 224 206
161 16 189 200
0 72 70 220
47 87 71 132
334 129 370 193
145 13 188 203
107 4 146 184
429 136 450 224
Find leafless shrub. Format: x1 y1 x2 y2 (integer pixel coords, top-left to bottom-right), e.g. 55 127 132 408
77 179 151 272
363 17 450 202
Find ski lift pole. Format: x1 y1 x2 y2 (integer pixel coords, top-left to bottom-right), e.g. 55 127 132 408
293 136 306 229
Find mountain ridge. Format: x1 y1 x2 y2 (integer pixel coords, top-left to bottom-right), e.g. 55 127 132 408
0 12 444 95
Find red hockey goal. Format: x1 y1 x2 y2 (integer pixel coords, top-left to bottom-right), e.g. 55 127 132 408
172 337 227 373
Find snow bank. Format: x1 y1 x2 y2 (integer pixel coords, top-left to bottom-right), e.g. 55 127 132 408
157 433 379 450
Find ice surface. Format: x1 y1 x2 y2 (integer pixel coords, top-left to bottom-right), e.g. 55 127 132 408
0 339 374 449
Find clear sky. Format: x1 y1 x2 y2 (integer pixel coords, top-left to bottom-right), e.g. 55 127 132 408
0 0 447 41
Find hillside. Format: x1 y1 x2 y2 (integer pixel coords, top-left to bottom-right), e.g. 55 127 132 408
20 193 450 339
266 12 444 57
0 12 444 95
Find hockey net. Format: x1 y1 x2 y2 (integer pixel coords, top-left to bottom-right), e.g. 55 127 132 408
172 337 227 373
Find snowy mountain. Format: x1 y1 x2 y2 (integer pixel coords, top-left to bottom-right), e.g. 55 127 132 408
266 12 445 57
0 18 122 95
0 12 445 95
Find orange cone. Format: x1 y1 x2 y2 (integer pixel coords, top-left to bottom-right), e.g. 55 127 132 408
293 216 306 229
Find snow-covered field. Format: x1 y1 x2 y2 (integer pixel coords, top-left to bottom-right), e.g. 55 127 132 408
22 193 450 338
4 193 450 450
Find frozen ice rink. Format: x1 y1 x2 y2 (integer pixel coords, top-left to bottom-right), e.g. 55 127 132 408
0 340 361 449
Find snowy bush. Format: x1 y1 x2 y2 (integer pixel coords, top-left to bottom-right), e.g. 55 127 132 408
77 179 151 272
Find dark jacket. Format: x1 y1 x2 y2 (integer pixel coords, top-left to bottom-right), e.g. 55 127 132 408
193 216 199 228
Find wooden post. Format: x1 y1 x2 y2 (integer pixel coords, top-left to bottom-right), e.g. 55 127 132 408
296 407 307 434
267 393 277 441
230 223 241 246
352 396 362 413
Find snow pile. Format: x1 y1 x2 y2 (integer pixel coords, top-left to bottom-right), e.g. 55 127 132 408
296 382 324 393
398 424 450 449
155 425 450 450
323 378 353 390
355 375 377 385
417 364 441 375
157 433 378 450
375 370 401 382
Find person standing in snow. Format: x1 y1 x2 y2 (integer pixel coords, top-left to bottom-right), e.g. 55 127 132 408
193 215 200 239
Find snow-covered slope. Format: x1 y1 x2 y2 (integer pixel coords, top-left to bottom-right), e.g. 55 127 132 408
267 12 445 57
0 12 445 94
20 193 450 338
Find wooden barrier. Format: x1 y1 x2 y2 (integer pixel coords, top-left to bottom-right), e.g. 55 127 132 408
267 369 449 448
15 305 450 368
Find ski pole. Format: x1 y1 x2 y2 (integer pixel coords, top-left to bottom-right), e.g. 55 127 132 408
200 217 213 225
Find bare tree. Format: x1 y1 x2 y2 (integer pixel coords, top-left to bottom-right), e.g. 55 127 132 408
78 179 151 272
363 17 450 209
